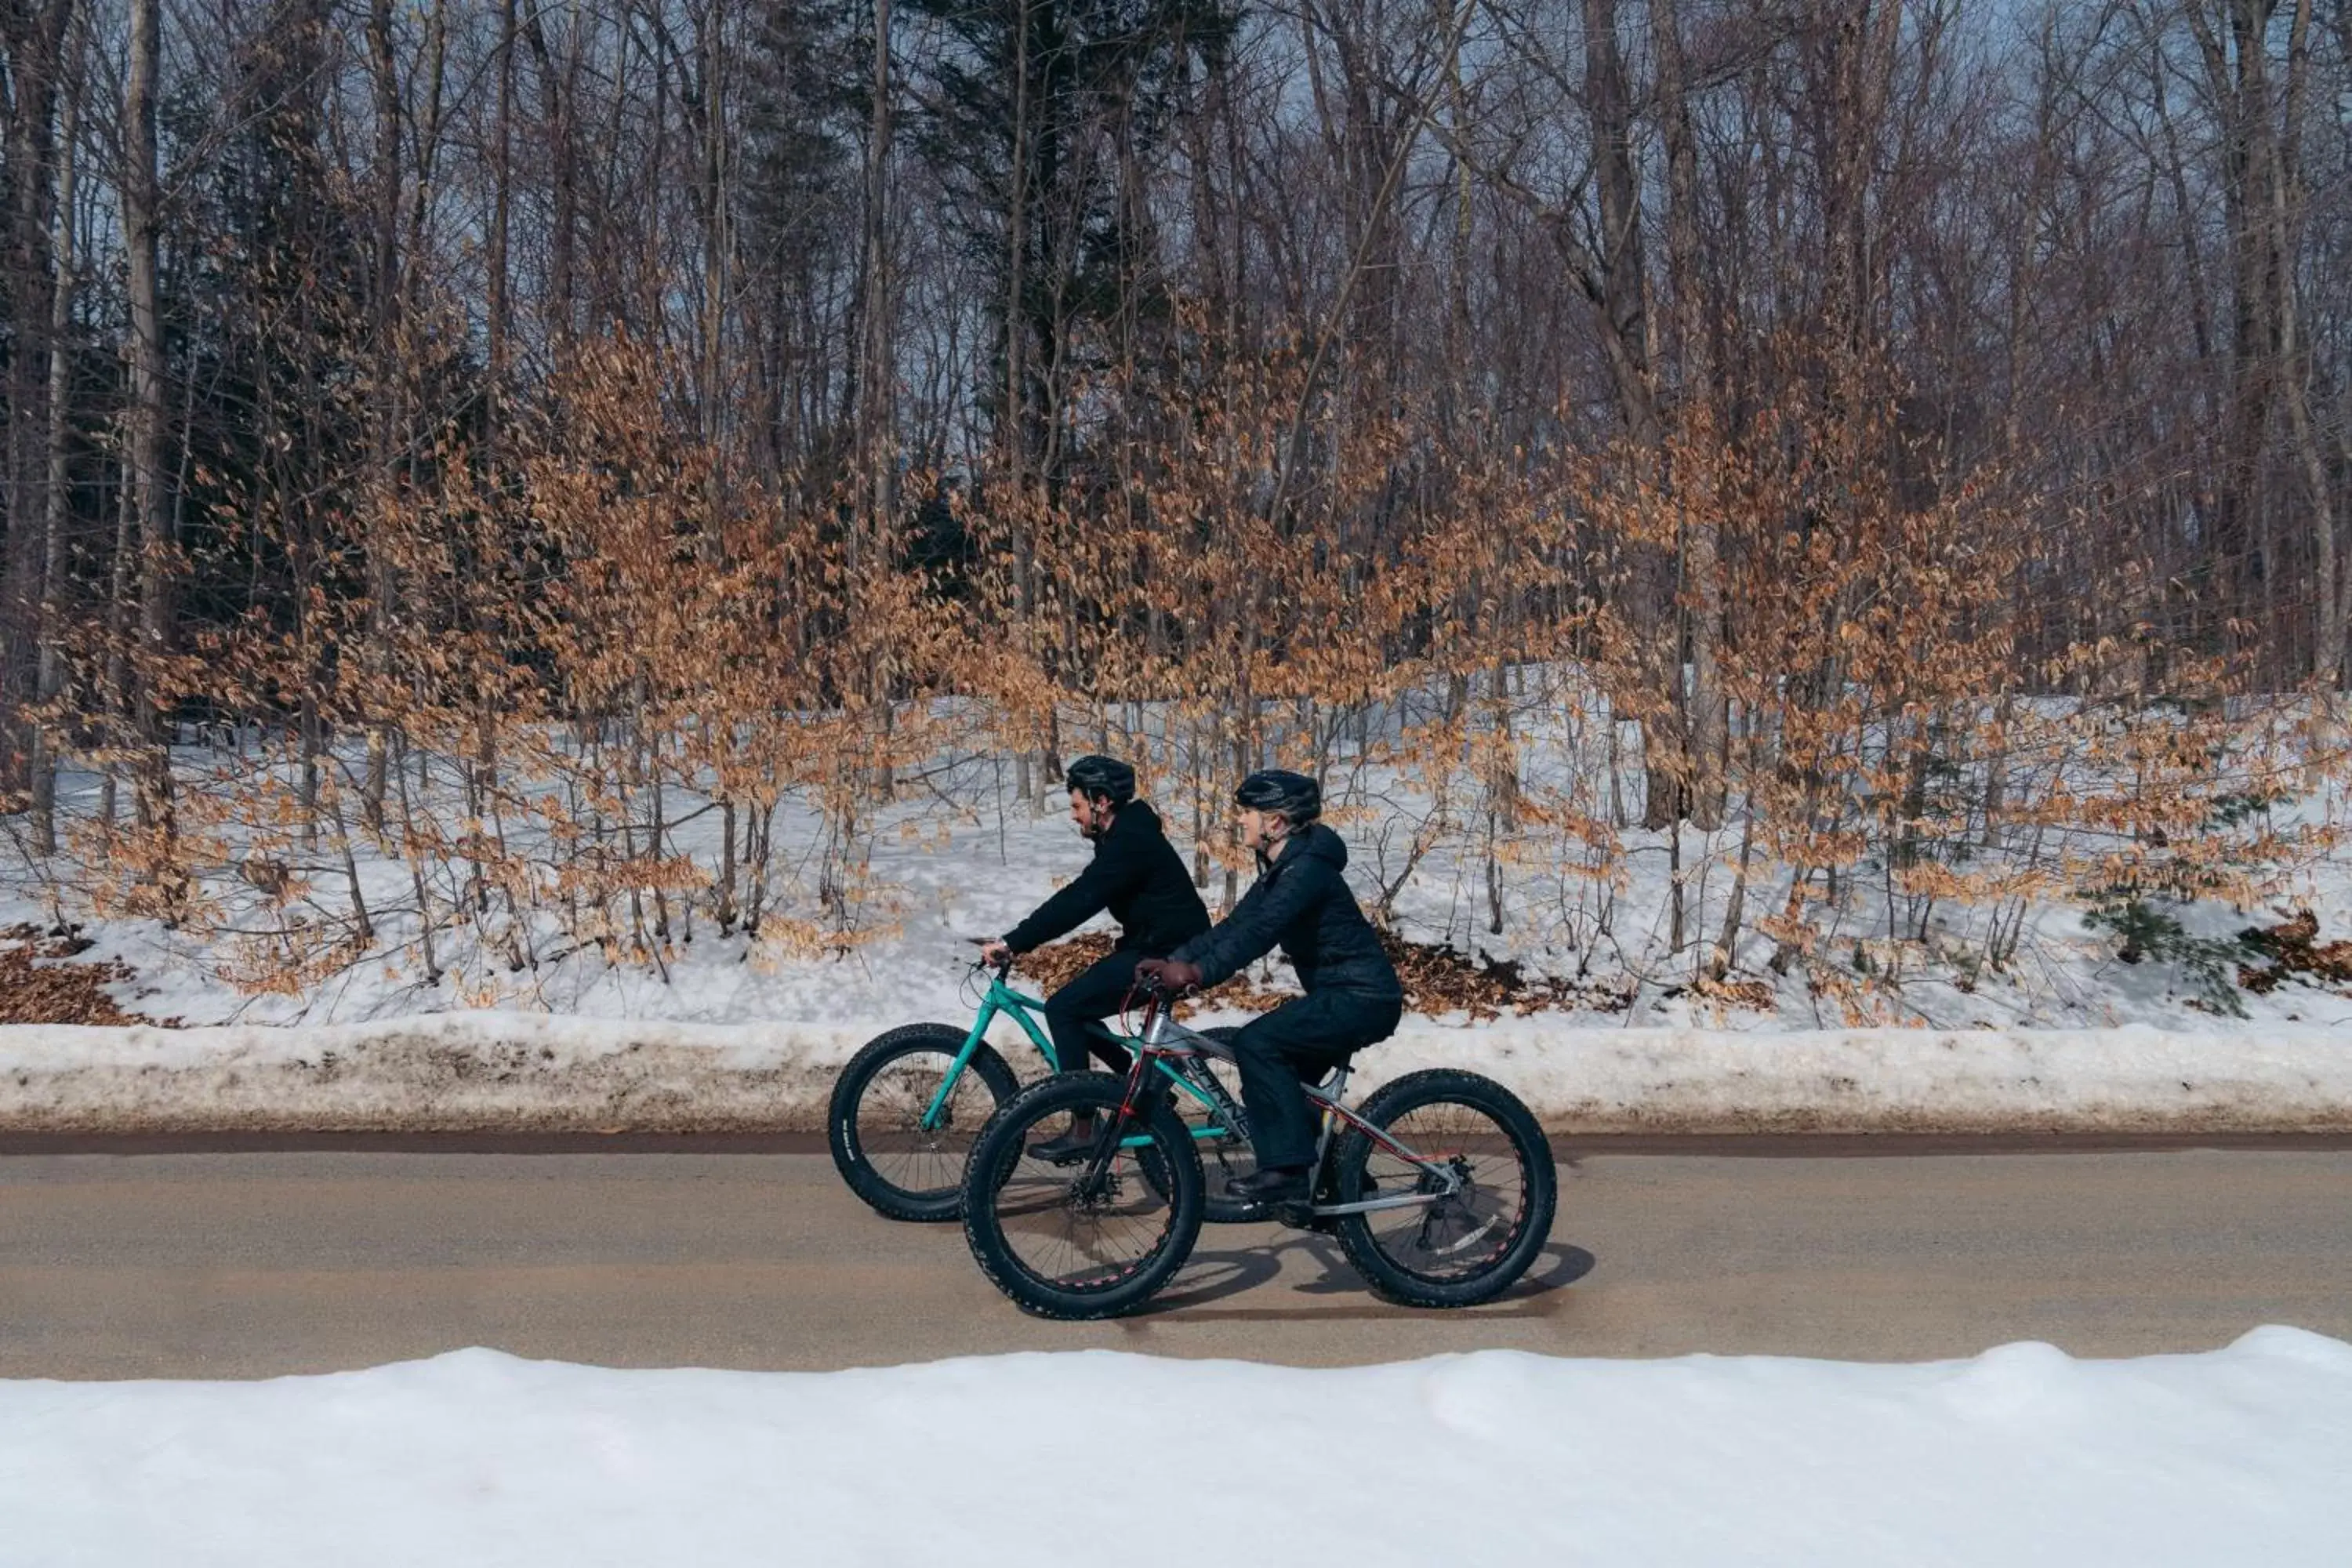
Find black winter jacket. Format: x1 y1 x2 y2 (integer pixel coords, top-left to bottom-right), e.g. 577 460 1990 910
1171 824 1401 999
1002 800 1210 957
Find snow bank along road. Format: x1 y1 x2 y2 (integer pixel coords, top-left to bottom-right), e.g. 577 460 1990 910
7 1333 2350 1568
8 1012 2352 1134
5 1141 2348 1377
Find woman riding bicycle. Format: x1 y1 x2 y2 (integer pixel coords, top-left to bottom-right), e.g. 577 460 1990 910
1137 769 1403 1207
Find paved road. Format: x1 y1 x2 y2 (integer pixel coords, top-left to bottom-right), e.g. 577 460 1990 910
4 1138 2348 1377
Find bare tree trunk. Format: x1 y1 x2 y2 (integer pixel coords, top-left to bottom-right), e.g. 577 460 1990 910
717 799 739 931
489 0 516 413
1980 692 2016 849
394 742 441 984
99 386 132 835
30 9 85 854
467 0 519 841
407 0 448 307
858 0 897 796
359 0 404 831
1708 806 1755 982
1573 0 1688 829
519 0 579 343
2186 0 2286 650
2 0 75 794
695 0 731 455
125 0 175 862
1004 0 1036 669
1653 0 1724 830
860 0 894 539
2267 0 2338 683
332 782 375 947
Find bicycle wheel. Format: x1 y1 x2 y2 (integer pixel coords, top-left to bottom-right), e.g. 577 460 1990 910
828 1023 1020 1221
962 1072 1203 1319
1331 1069 1556 1308
1172 1027 1265 1224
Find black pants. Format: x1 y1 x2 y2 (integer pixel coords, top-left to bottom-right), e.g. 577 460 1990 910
1231 988 1404 1171
1042 949 1156 1078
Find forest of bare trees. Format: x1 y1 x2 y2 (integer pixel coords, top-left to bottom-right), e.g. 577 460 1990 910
1 0 2347 1001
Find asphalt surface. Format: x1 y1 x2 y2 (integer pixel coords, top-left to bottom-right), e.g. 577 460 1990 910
4 1136 2348 1378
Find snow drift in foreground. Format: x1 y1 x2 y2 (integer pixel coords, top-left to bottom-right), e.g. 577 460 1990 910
5 1334 2349 1566
5 1011 2352 1133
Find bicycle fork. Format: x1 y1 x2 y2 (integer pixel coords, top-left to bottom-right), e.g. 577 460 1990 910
916 1001 1002 1133
1059 1054 1167 1207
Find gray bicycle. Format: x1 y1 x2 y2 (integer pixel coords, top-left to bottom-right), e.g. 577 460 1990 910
960 979 1559 1319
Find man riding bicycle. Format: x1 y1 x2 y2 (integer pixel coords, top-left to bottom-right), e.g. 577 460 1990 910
980 755 1210 1162
1136 768 1403 1207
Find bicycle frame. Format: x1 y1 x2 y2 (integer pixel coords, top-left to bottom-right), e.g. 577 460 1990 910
916 964 1238 1145
913 969 1052 1131
1116 993 1465 1219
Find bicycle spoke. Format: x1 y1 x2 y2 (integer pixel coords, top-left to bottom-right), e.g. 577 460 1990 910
855 1056 996 1201
991 1107 1180 1288
1354 1101 1533 1284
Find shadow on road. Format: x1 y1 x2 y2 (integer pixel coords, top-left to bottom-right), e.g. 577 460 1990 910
1149 1235 1594 1320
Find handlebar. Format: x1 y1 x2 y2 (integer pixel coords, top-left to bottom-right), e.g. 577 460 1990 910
1131 963 1203 998
1120 966 1202 1036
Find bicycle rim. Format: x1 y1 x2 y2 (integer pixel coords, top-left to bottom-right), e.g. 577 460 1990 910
848 1045 1007 1208
979 1083 1196 1298
1348 1096 1538 1287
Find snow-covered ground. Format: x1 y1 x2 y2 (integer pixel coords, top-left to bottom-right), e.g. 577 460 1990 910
8 700 2350 1038
5 698 2350 1134
9 769 2352 1134
5 1336 2348 1566
7 1010 2352 1133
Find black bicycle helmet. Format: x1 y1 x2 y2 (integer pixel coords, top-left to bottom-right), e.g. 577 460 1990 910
1233 768 1321 825
1064 754 1137 806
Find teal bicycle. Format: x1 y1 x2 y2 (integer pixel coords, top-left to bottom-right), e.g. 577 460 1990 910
826 949 1261 1223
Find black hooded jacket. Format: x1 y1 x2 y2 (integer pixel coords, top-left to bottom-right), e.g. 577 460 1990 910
1171 823 1401 998
1002 800 1210 957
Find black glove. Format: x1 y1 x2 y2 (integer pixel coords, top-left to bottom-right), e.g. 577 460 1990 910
1135 957 1203 993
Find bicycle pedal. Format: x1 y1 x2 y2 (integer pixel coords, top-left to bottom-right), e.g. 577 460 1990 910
1025 1133 1097 1166
1272 1199 1317 1230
